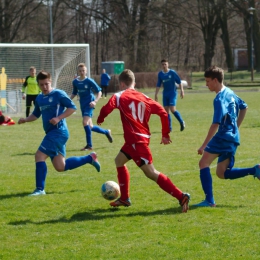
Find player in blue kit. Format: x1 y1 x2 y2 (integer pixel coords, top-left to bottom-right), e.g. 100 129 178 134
18 71 101 196
155 59 185 132
71 63 113 151
194 66 260 207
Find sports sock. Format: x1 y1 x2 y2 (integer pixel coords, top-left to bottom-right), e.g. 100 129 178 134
200 167 215 204
224 167 255 179
173 110 184 124
84 125 92 147
64 155 92 171
168 114 172 131
35 161 47 190
117 166 130 200
157 173 183 201
91 125 107 135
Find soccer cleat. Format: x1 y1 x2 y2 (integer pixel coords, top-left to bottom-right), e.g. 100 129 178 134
80 145 93 151
179 193 190 213
90 152 100 172
254 164 260 180
28 189 46 196
180 121 185 131
105 129 113 143
110 198 131 207
193 200 216 207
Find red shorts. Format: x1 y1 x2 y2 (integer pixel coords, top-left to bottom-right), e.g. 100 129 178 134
121 143 153 167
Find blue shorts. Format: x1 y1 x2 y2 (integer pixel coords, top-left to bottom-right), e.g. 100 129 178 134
162 91 177 106
39 130 68 160
205 136 237 169
81 106 94 118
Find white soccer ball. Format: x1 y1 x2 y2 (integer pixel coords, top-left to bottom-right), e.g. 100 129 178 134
101 181 120 200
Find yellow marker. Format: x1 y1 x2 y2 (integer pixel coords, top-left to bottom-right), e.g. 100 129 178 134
0 67 7 110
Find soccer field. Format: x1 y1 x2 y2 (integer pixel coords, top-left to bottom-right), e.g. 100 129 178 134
0 89 259 259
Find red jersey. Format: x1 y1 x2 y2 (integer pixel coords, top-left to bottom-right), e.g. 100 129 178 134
97 88 170 144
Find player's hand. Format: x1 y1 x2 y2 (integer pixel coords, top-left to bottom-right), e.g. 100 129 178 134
18 118 26 124
97 118 104 125
49 117 60 125
197 146 204 155
160 137 172 145
89 101 96 108
22 94 26 100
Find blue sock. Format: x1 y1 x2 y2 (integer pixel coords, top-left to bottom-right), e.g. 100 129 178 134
35 161 47 191
92 125 107 135
173 111 184 124
168 114 172 131
200 167 215 204
64 155 92 171
84 125 92 147
224 167 255 179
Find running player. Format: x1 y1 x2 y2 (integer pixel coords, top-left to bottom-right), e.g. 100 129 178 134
155 59 185 132
18 70 100 196
97 69 190 213
71 63 113 151
194 66 260 207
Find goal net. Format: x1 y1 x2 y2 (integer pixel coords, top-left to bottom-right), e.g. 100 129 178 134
0 43 90 115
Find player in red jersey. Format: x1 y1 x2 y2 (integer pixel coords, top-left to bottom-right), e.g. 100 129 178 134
97 69 190 213
0 111 15 126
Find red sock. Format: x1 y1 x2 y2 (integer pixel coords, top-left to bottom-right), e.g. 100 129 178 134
117 166 130 200
157 173 183 201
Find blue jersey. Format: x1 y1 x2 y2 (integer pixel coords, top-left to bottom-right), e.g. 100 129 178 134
33 89 76 134
156 69 181 94
101 73 111 86
213 87 247 144
72 77 101 110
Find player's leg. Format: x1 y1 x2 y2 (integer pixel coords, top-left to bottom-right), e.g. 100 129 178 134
29 149 49 196
169 93 185 131
104 86 107 98
81 115 93 150
163 95 172 132
110 149 131 207
25 95 33 117
194 151 218 207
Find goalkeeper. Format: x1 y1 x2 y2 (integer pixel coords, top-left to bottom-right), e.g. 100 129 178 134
22 66 41 117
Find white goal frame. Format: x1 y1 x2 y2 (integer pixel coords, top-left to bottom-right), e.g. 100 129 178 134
0 43 90 115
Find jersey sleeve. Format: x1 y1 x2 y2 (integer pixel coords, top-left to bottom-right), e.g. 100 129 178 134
90 78 101 93
149 98 170 138
236 95 248 110
72 80 78 95
59 90 77 110
22 76 29 93
32 97 42 118
97 95 117 124
173 70 181 84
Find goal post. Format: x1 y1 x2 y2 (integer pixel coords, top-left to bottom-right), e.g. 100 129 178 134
0 43 90 115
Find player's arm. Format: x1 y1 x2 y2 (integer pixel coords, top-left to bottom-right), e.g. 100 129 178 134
50 108 76 125
18 114 38 124
237 107 247 128
155 87 160 102
197 123 219 155
22 76 29 99
179 82 184 99
97 95 116 125
150 100 171 144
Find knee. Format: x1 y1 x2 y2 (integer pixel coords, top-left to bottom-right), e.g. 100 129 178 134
55 166 64 172
216 170 225 179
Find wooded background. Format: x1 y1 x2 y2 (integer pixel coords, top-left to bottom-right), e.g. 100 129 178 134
0 0 259 74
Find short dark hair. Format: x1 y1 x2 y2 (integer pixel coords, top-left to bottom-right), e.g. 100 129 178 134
119 69 135 86
36 71 51 83
161 59 168 63
204 66 224 83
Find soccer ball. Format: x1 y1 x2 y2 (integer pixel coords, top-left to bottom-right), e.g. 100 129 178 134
101 181 120 200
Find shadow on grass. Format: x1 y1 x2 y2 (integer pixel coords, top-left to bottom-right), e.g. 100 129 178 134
7 200 246 226
0 189 83 200
13 152 35 156
8 206 196 225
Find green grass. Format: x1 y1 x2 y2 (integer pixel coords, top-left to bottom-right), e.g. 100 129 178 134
1 89 260 259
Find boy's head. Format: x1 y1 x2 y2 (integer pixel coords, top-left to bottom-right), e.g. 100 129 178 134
29 66 36 77
77 63 87 77
37 71 51 83
0 114 5 124
204 66 224 83
118 69 135 87
161 59 169 71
